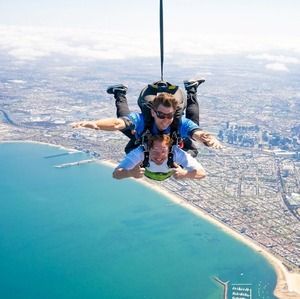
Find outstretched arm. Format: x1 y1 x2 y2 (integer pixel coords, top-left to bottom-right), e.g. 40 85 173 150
113 164 145 180
191 130 223 149
72 118 126 131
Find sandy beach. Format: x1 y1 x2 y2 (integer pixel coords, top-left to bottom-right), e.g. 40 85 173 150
100 158 300 299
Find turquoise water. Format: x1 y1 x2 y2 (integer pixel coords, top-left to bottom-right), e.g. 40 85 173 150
0 142 276 299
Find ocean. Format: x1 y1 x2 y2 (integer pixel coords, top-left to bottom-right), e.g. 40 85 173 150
0 142 277 299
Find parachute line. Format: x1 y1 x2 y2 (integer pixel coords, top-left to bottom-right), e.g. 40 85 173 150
160 0 164 81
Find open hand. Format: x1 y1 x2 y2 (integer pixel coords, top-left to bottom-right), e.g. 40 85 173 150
199 132 223 149
172 163 188 179
71 121 99 130
130 165 145 179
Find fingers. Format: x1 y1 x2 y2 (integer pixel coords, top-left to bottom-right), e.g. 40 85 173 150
210 143 223 149
173 171 183 180
136 168 145 178
71 121 89 128
202 134 224 149
211 140 224 149
71 122 82 128
133 165 145 178
173 167 185 179
173 171 180 179
172 162 179 168
71 121 99 130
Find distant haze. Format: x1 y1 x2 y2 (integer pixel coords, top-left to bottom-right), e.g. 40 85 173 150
0 0 300 66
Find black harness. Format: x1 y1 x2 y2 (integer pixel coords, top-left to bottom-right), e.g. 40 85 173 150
133 80 186 168
140 130 151 168
140 128 183 169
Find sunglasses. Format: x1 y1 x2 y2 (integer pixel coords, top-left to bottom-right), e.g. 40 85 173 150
154 110 175 119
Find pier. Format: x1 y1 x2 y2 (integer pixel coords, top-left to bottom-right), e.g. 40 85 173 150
44 152 70 159
54 159 95 168
213 276 229 299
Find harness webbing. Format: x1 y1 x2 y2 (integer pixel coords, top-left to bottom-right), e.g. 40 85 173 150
142 151 150 168
160 0 164 81
140 130 151 168
167 131 183 168
139 129 181 170
167 151 174 168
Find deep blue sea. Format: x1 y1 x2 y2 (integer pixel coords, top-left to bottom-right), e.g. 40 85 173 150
0 142 277 299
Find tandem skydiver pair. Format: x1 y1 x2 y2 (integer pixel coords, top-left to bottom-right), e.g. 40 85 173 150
73 79 222 181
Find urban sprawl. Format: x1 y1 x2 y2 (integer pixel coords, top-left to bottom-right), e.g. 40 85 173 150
1 60 299 273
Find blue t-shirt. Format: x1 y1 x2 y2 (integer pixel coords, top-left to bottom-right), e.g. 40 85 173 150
127 112 199 138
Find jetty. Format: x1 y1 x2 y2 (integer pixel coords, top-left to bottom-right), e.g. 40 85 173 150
44 152 70 159
54 159 95 168
213 276 229 299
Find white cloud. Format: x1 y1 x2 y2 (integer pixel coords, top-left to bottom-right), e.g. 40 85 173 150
247 53 300 72
0 26 158 62
1 26 300 63
265 63 289 72
247 53 300 64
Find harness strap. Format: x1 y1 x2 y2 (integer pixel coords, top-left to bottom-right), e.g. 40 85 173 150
140 129 152 168
167 151 175 168
149 81 178 94
141 151 150 168
166 131 184 168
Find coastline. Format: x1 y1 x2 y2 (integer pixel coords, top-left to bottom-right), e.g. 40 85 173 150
1 140 299 298
100 159 300 299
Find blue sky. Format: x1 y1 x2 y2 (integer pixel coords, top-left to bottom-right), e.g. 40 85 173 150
1 0 300 36
0 0 300 69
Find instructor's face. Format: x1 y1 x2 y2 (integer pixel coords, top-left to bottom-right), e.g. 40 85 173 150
151 104 175 131
149 140 169 165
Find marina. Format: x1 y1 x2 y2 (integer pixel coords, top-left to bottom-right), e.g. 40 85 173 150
213 276 229 299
